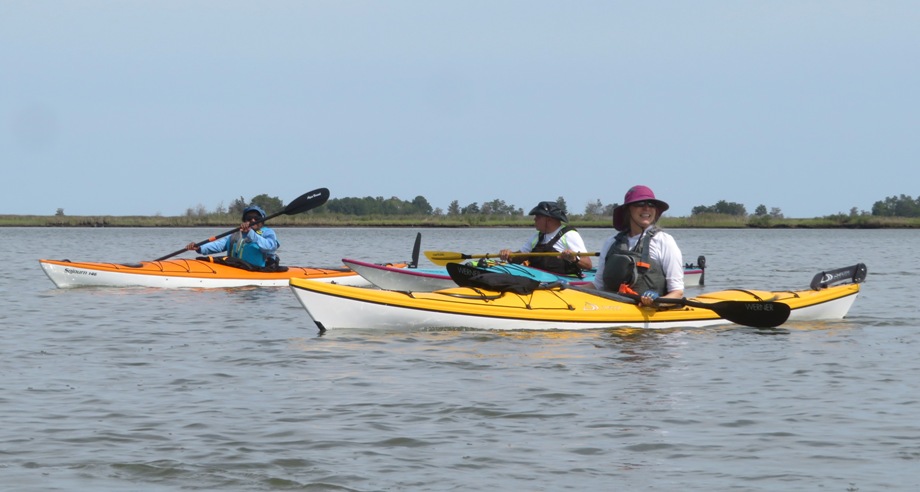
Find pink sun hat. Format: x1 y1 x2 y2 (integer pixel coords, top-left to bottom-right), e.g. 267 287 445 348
612 185 670 231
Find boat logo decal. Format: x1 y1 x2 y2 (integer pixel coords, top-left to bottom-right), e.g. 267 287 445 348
820 271 847 284
64 268 96 277
582 302 626 312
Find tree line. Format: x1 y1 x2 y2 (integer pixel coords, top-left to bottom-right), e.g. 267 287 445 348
159 193 920 219
48 191 916 220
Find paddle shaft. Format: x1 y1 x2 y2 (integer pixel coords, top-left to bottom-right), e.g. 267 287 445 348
156 187 330 261
156 218 269 262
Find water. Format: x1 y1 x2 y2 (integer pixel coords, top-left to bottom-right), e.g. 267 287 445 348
3 227 918 491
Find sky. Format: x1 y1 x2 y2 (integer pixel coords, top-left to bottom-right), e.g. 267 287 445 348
2 1 918 219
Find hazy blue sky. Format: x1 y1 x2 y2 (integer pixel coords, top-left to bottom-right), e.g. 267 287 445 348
2 1 917 218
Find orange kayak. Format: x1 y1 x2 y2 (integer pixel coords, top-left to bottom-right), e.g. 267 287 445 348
39 257 402 289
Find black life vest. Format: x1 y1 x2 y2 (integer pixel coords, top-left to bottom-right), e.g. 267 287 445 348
600 227 667 295
526 225 582 276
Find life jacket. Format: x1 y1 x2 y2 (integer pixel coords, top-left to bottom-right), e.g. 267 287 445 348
526 225 583 276
227 230 272 268
601 227 667 295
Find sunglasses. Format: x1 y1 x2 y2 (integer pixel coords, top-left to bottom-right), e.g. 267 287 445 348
630 201 658 208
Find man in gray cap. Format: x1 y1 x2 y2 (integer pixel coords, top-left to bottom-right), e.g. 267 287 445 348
499 200 592 275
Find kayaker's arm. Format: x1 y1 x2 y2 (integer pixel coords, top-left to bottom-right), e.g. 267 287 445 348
244 228 279 255
195 237 229 256
498 249 526 264
562 250 593 270
639 288 684 307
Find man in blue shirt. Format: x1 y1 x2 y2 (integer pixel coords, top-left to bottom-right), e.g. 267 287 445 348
186 205 280 268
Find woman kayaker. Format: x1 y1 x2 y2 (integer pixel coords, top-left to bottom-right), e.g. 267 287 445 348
186 205 281 269
498 200 593 275
591 185 684 306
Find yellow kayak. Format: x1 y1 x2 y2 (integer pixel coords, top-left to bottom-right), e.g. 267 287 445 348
289 263 866 331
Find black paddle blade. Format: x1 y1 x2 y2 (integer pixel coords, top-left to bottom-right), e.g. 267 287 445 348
283 188 330 215
655 297 792 328
707 300 791 328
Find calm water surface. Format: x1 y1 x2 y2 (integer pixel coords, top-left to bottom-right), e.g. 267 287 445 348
2 227 918 491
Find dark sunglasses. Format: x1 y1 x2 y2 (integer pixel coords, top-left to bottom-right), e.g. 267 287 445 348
630 201 657 208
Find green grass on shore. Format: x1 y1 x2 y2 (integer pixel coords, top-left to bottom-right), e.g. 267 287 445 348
3 213 919 228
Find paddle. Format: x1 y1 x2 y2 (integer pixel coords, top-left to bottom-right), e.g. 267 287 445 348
425 250 600 266
565 285 790 328
446 262 791 328
156 187 330 261
621 292 791 328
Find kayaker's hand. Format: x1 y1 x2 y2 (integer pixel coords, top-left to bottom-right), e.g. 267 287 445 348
186 242 199 252
640 290 659 306
499 249 512 262
240 221 252 234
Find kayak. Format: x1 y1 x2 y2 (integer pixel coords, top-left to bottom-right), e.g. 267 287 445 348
38 258 401 289
289 263 866 332
341 257 705 292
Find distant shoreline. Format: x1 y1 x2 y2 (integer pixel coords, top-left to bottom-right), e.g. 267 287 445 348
3 214 919 229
